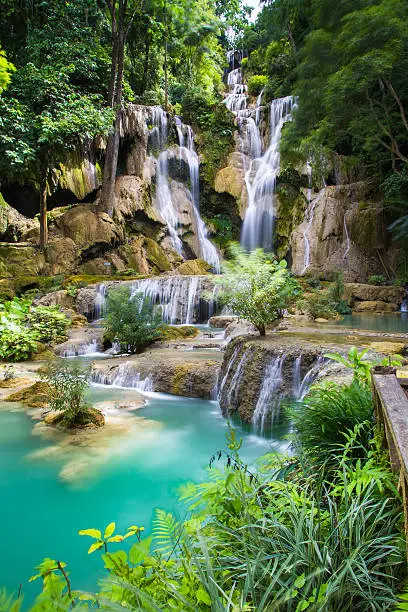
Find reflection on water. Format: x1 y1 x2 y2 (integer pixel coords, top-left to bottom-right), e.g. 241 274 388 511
0 385 286 602
336 313 408 334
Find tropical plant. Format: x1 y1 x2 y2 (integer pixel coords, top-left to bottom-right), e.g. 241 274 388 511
104 287 163 354
25 306 70 344
291 380 374 459
247 74 268 96
325 346 403 387
216 244 302 335
40 360 99 428
298 290 339 320
368 274 388 286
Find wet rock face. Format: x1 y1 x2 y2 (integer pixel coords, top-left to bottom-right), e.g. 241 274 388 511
344 283 405 304
218 338 322 422
290 183 395 282
92 355 220 400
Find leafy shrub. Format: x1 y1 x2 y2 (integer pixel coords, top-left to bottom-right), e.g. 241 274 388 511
247 74 268 96
0 298 70 361
291 380 374 457
104 287 163 354
368 274 387 286
216 244 302 335
0 328 39 361
327 271 352 314
25 306 70 343
41 360 101 428
306 277 322 289
298 290 339 320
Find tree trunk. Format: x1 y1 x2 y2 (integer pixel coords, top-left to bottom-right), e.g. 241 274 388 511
100 112 121 217
287 22 298 63
257 323 266 336
39 176 48 248
141 32 150 94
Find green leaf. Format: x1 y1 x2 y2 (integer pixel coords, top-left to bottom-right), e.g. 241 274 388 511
294 573 306 589
129 537 152 565
88 541 103 554
196 588 211 605
104 522 116 539
78 528 101 539
107 535 124 543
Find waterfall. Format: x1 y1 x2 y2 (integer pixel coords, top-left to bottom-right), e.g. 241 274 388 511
94 284 106 320
401 290 408 313
293 355 325 401
148 107 220 271
252 355 285 434
226 348 252 410
130 276 218 325
241 96 296 252
217 346 240 399
177 128 220 272
92 362 154 392
343 214 351 260
62 339 101 358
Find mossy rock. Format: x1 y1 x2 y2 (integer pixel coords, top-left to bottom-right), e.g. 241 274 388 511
177 259 211 275
44 406 105 429
160 326 200 341
5 381 52 408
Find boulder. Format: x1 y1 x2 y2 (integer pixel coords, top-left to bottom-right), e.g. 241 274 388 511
177 259 211 275
35 290 76 310
209 315 238 329
354 301 399 313
54 205 123 249
224 319 257 342
43 237 78 275
369 342 407 355
0 243 46 277
214 151 248 217
119 236 173 274
5 381 52 409
345 283 405 304
113 175 160 224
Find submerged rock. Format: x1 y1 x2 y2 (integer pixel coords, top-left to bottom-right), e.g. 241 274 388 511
44 407 105 429
5 381 52 409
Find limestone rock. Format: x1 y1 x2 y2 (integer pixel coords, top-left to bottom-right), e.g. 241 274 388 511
177 259 211 275
290 183 395 282
369 342 407 355
214 151 248 218
0 194 39 242
209 316 238 329
43 238 78 275
224 319 257 342
354 300 398 313
5 381 52 409
345 283 405 304
35 290 76 310
113 176 160 224
0 243 46 277
54 205 123 249
119 236 172 274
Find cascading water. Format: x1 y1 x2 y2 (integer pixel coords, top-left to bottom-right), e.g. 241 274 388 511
401 290 408 313
224 50 296 252
343 214 351 260
92 362 154 392
241 96 296 251
293 355 326 401
130 276 218 325
176 123 220 272
62 339 101 358
94 284 106 320
252 355 285 434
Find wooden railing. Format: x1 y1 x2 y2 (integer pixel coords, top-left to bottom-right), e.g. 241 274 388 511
372 366 408 552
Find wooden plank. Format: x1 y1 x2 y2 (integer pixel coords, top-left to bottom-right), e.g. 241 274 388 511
372 374 408 476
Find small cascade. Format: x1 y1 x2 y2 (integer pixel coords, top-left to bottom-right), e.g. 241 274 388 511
343 214 351 260
226 348 252 410
92 362 154 392
130 276 218 325
241 96 296 251
401 290 408 313
252 355 285 434
148 107 219 271
217 346 240 399
94 284 106 320
62 340 101 358
293 355 325 401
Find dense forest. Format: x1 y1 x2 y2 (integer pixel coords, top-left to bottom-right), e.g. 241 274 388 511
1 1 408 610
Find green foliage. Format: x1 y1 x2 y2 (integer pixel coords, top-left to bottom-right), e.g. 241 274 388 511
325 346 403 387
0 297 70 361
216 244 302 335
25 306 70 344
247 74 268 96
298 290 339 320
40 360 94 428
368 274 388 286
0 47 15 92
291 380 374 458
0 587 22 612
104 287 163 354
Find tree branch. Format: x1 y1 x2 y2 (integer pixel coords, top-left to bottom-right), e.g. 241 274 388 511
383 78 408 133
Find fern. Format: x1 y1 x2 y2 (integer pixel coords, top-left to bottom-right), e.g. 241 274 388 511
152 509 183 558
